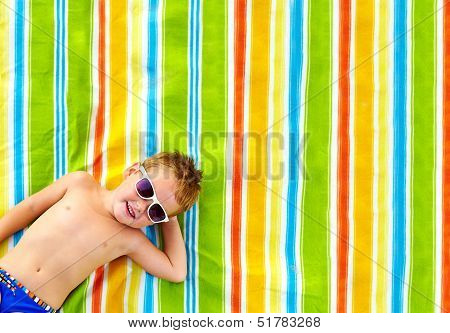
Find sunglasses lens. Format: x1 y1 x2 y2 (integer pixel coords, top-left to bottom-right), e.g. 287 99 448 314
136 178 154 198
149 204 167 223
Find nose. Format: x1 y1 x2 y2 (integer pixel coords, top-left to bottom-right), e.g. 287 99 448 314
135 197 154 215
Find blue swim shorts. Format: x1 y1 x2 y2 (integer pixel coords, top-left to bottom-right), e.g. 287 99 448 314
0 267 58 313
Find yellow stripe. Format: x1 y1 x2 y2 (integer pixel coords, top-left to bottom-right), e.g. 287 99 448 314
106 0 128 313
127 0 144 313
376 0 389 313
246 0 270 312
0 0 9 257
269 0 285 313
353 0 374 312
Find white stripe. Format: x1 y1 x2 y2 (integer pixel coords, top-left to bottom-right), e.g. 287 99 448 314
224 0 235 313
123 0 134 312
123 258 132 312
7 0 15 217
347 0 356 313
86 0 99 177
279 0 290 312
100 262 109 312
387 0 394 313
156 0 163 154
264 0 276 313
435 0 443 313
85 270 95 313
156 0 167 313
186 0 193 312
195 0 203 313
140 0 149 163
154 0 161 312
125 0 132 168
23 0 29 194
330 0 339 313
7 0 16 255
139 0 150 313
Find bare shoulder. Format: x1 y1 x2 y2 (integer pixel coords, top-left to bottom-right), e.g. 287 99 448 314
65 171 96 189
68 171 94 182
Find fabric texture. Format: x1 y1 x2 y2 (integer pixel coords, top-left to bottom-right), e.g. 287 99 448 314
0 268 58 313
0 0 448 313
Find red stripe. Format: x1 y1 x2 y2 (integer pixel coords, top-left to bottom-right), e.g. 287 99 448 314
91 0 106 313
337 0 351 313
231 0 247 313
442 0 450 313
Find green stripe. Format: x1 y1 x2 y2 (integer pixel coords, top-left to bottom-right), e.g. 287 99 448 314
62 0 93 313
159 0 188 313
301 0 332 312
408 0 436 313
198 0 227 312
29 0 54 194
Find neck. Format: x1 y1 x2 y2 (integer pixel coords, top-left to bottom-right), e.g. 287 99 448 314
97 186 116 219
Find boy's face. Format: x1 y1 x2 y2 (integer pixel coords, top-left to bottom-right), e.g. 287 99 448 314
111 163 182 228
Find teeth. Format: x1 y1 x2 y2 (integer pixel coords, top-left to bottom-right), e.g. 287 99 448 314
127 202 135 218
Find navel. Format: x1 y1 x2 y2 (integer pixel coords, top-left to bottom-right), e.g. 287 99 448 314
36 267 41 273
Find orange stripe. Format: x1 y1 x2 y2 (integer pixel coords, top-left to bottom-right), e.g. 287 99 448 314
337 0 351 313
231 0 247 313
91 0 106 313
442 0 450 313
105 0 128 313
246 0 270 313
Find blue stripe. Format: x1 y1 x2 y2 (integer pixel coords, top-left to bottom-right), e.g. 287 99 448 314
61 0 67 177
55 0 67 180
56 0 60 179
144 0 159 314
13 0 26 245
392 0 407 313
185 0 200 313
286 0 303 313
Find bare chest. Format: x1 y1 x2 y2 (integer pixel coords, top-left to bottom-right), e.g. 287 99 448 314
20 189 128 265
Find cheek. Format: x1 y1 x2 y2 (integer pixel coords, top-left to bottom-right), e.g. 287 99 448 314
113 201 128 222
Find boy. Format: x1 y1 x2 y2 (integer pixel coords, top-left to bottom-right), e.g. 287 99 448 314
0 151 202 313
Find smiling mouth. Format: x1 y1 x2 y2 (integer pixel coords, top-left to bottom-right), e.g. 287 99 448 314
126 201 135 218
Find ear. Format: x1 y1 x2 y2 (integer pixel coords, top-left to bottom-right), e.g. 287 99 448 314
123 162 140 179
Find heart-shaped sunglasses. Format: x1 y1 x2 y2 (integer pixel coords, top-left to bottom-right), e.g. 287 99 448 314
135 165 169 223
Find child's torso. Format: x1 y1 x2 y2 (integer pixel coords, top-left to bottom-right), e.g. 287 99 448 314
0 181 132 310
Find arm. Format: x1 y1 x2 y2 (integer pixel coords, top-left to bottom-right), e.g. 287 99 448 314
0 171 89 242
127 216 187 283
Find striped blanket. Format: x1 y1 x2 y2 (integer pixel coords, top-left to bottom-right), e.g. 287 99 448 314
0 0 448 313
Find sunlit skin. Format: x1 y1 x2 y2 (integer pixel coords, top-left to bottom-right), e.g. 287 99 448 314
0 162 187 310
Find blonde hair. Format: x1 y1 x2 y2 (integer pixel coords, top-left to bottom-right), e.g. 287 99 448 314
142 151 203 213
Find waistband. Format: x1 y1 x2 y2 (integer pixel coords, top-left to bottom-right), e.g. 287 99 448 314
0 267 58 313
